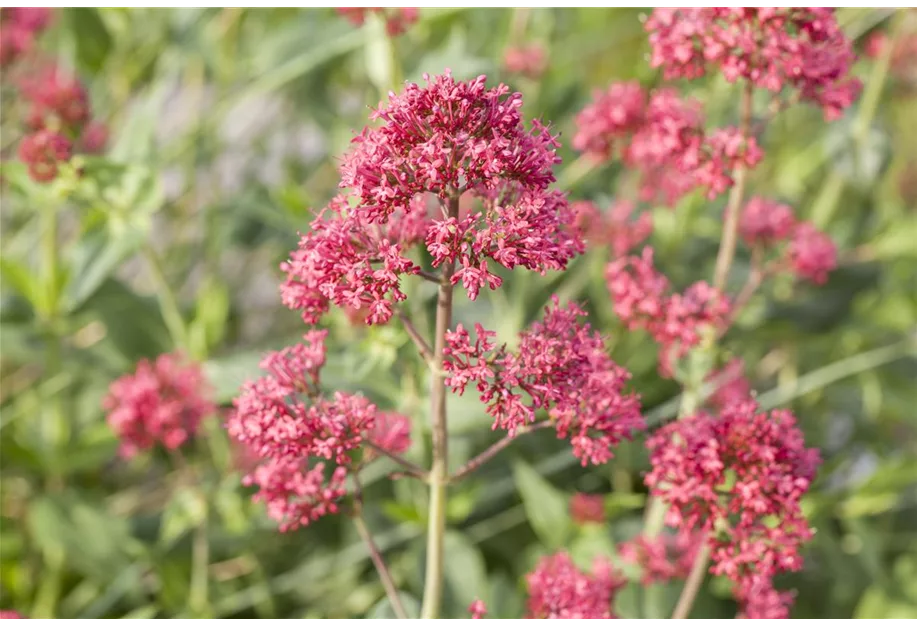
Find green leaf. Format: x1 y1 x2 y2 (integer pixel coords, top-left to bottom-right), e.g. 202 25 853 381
366 591 420 619
442 530 487 612
0 256 36 307
66 8 113 72
64 225 146 312
159 487 207 548
512 459 571 550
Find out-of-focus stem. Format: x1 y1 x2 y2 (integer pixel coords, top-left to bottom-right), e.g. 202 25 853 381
396 309 434 363
450 421 552 483
671 543 711 619
365 441 429 480
419 194 458 620
140 243 189 350
712 83 755 293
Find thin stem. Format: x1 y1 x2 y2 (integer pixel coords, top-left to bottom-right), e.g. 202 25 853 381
728 247 766 325
417 269 442 284
396 309 435 363
190 508 210 617
140 243 189 350
712 82 755 293
420 195 458 620
353 496 408 620
450 421 552 483
671 543 711 619
366 441 429 481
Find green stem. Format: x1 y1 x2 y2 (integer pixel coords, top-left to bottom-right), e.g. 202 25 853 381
419 195 458 620
671 543 711 619
353 513 408 620
140 243 189 350
189 505 210 617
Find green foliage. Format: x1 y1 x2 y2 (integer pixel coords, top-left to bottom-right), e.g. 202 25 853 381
1 6 916 620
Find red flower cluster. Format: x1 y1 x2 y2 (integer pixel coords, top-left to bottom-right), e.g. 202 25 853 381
606 247 730 377
569 492 605 525
573 200 653 258
645 8 862 120
705 358 751 411
468 599 488 619
283 72 581 324
336 7 418 37
735 574 796 619
0 7 51 66
227 331 411 530
617 530 700 585
503 44 547 79
103 352 215 459
737 197 838 285
645 399 820 616
574 84 762 206
13 65 108 182
443 297 644 465
366 411 412 458
525 552 624 619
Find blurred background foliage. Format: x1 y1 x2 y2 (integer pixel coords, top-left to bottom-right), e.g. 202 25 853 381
1 7 916 619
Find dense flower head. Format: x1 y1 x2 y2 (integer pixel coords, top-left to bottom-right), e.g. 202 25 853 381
368 411 412 456
573 200 653 257
618 530 701 585
645 399 821 586
0 609 24 619
340 70 561 223
706 358 751 411
735 575 796 619
228 333 409 530
503 44 547 79
244 458 348 532
645 8 862 120
103 352 215 459
444 297 644 465
20 66 91 131
336 7 418 36
0 7 52 66
606 247 730 376
739 196 797 247
79 121 109 154
17 129 71 183
284 73 581 323
787 221 837 284
468 599 488 619
525 552 623 619
570 492 605 525
574 84 763 206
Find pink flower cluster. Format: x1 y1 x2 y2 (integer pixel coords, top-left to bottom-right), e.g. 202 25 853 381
606 247 730 377
227 331 412 530
103 352 215 459
12 65 108 182
569 492 605 525
617 530 700 585
645 8 862 120
735 574 796 619
706 358 751 411
645 399 821 617
0 7 51 67
572 200 653 258
503 44 547 79
444 297 644 465
468 599 488 619
738 197 838 285
283 72 582 324
336 7 418 37
525 552 623 619
574 84 762 206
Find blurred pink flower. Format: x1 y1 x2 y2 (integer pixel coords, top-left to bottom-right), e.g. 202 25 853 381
570 492 605 525
468 599 487 619
17 129 71 183
787 222 837 284
526 552 624 619
503 44 547 79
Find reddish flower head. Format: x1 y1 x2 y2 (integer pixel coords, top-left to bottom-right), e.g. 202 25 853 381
0 609 25 619
645 9 862 120
645 400 821 585
735 575 796 619
503 44 548 79
17 129 71 183
103 352 215 459
570 492 605 525
573 200 653 257
245 458 348 532
787 222 837 284
618 530 701 585
444 297 644 465
525 552 624 619
739 197 797 247
468 599 488 619
606 247 730 377
706 358 751 411
20 66 91 131
368 411 412 456
0 7 52 66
